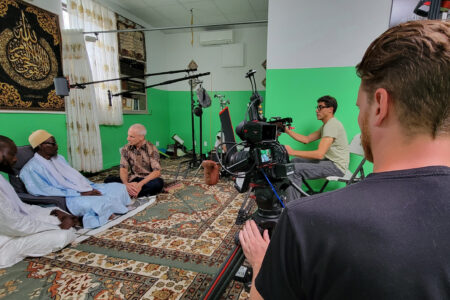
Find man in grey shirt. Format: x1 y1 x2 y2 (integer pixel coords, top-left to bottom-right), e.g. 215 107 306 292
284 95 349 181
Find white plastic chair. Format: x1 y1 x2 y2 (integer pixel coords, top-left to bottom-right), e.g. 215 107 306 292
319 133 367 193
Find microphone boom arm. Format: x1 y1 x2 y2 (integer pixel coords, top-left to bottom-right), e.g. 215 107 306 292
70 68 197 89
112 72 211 97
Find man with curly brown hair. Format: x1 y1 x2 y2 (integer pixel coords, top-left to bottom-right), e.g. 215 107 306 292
240 20 450 300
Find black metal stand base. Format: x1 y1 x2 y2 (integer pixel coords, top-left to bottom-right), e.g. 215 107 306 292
175 155 204 179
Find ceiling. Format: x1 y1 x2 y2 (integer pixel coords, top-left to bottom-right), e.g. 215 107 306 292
102 0 268 30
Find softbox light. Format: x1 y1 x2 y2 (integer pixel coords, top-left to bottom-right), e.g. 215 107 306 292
172 134 184 145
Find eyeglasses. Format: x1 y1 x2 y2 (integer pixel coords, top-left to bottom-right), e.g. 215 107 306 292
316 105 329 111
42 142 57 146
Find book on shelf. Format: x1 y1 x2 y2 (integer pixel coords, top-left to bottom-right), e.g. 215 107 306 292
122 98 133 110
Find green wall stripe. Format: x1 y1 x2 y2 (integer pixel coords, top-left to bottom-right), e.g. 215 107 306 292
0 88 170 171
265 67 373 191
166 90 265 155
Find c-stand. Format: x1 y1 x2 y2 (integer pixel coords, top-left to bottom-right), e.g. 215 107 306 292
213 94 230 169
175 75 212 179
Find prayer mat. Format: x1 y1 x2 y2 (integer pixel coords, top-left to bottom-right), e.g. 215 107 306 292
0 158 251 299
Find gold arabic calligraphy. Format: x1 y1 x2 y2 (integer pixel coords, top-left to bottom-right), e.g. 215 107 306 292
7 10 50 81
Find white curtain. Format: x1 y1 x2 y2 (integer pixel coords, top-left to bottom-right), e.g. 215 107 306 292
67 0 123 125
62 29 103 172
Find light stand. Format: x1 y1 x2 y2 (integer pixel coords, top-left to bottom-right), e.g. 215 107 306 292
189 77 198 166
213 94 230 167
175 77 210 179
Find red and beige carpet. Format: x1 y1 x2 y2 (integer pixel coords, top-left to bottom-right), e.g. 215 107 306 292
0 158 250 299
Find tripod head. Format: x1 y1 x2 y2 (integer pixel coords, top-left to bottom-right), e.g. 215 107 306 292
214 94 230 109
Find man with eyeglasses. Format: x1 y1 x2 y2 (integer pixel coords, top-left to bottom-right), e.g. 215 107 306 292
19 130 131 229
284 95 349 186
240 20 450 300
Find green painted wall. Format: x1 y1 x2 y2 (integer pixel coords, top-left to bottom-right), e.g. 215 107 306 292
0 113 67 180
101 88 170 169
265 67 373 191
1 66 371 194
0 112 67 152
167 90 266 155
0 88 170 171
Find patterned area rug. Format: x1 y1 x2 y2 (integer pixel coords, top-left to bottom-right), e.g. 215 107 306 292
0 158 251 299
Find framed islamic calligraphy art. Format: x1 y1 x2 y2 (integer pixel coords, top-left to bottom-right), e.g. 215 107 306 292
0 0 64 111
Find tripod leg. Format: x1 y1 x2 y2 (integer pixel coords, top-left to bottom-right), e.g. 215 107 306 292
175 163 182 180
288 178 310 197
236 186 254 225
183 166 190 179
193 164 202 178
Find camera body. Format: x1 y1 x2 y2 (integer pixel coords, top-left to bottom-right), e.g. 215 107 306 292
227 120 294 229
219 70 294 232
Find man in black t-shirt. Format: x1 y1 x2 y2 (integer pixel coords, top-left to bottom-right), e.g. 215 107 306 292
239 20 450 300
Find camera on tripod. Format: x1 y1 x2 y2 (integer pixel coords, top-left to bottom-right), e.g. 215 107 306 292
216 70 299 235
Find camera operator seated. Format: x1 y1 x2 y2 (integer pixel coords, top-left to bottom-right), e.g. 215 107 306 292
284 95 349 186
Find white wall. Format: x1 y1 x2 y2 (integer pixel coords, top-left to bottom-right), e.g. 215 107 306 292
100 1 267 92
23 0 63 26
145 30 168 85
96 0 167 88
150 25 268 91
267 0 392 69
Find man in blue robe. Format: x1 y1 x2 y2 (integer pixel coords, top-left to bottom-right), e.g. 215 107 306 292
20 130 131 229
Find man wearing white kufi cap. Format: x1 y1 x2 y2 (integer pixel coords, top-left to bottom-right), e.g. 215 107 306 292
20 130 131 228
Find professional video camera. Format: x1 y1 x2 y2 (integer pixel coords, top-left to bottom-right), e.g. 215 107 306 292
216 70 307 235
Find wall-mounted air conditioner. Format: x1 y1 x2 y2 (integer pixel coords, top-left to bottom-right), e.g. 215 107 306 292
199 30 233 46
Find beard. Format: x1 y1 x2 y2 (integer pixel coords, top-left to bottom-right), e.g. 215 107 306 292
360 111 374 163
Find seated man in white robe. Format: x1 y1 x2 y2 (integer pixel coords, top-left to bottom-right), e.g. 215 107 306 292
0 135 76 269
20 130 131 229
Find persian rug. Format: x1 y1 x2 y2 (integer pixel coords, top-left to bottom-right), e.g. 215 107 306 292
0 0 64 111
0 158 251 299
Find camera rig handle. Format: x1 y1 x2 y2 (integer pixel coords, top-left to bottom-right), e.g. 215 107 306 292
267 117 293 133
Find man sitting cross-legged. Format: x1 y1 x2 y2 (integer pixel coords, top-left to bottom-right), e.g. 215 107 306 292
105 124 164 198
0 135 76 269
20 130 131 229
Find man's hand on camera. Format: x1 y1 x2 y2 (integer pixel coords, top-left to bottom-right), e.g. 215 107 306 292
285 145 295 155
239 220 270 271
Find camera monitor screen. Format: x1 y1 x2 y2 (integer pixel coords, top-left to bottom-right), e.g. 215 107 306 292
261 124 277 142
219 106 237 157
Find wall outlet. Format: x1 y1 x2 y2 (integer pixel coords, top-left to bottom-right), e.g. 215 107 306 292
204 141 207 146
155 141 160 147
